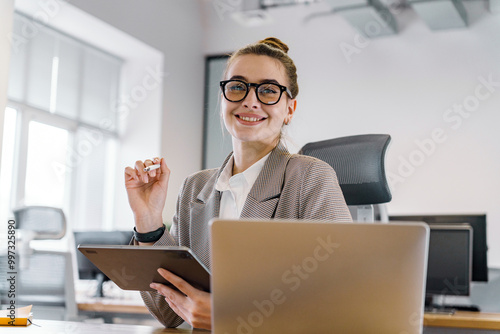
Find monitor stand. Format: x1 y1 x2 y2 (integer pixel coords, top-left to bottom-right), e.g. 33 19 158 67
424 295 480 313
95 272 106 298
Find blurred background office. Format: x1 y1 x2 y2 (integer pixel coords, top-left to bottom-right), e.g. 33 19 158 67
0 0 499 323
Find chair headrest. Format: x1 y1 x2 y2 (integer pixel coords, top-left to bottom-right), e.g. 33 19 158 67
300 134 392 205
13 206 67 240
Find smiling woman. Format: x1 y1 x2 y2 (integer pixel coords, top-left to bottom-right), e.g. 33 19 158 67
124 37 352 330
221 52 296 171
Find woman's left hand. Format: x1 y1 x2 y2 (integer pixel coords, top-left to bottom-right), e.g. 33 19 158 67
150 268 212 330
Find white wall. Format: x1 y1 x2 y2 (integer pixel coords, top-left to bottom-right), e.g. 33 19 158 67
68 0 206 224
201 1 500 267
0 0 15 169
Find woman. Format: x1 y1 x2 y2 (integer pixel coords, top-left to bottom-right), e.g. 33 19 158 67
124 37 352 330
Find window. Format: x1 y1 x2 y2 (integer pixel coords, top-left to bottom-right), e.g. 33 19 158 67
1 12 123 230
0 108 18 222
24 121 69 208
203 56 232 169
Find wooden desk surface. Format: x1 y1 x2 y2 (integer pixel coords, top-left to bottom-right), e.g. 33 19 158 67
424 311 500 330
78 300 150 314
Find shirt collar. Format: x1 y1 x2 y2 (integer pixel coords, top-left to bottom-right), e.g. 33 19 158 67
241 152 270 190
215 156 234 192
215 152 271 192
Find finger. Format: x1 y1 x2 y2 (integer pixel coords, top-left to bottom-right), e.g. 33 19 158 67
151 283 191 323
124 166 140 182
168 289 211 329
151 281 211 329
144 159 155 171
149 157 161 178
157 268 194 297
151 283 188 310
158 158 171 188
165 295 191 325
135 160 149 183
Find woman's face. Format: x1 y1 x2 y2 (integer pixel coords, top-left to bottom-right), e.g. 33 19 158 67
221 54 296 148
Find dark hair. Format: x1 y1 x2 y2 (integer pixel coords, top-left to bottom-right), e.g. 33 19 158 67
224 37 299 99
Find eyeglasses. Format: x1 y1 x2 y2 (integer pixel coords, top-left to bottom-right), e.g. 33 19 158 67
220 80 293 105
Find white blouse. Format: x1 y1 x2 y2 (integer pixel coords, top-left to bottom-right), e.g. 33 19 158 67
215 153 271 219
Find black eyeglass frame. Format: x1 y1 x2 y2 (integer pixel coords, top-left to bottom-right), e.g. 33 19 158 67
220 80 293 105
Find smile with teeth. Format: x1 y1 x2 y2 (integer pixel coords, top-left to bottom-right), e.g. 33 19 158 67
237 115 266 122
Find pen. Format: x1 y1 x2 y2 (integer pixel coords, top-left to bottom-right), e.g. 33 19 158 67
143 164 161 172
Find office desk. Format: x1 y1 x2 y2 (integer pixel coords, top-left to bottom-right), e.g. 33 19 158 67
78 300 150 314
1 320 207 333
76 282 151 321
77 300 500 331
2 317 499 334
424 311 500 330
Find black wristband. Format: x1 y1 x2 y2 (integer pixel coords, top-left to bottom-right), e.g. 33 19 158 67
134 225 166 243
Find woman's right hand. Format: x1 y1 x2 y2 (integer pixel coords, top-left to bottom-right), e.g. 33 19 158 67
124 157 170 233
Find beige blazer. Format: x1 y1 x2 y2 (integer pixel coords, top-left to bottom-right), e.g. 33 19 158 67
140 143 352 327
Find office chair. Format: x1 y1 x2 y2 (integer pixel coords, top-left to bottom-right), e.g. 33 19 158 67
9 206 78 320
299 134 392 222
13 206 67 239
15 250 77 320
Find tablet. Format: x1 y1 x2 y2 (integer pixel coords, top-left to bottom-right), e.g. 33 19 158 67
77 245 211 292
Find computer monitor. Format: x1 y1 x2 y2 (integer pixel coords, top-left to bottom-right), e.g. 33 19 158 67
74 230 134 297
389 214 488 282
426 225 472 297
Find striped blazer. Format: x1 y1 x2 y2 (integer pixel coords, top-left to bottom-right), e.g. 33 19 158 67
140 142 352 327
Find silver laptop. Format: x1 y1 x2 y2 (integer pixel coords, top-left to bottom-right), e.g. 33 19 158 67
210 219 429 334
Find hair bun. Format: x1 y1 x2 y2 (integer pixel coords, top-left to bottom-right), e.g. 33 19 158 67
259 37 289 54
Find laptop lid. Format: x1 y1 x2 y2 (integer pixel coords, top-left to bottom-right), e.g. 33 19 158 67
210 219 429 334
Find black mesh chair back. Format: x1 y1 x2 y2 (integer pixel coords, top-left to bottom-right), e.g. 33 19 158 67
299 134 392 206
13 206 66 239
